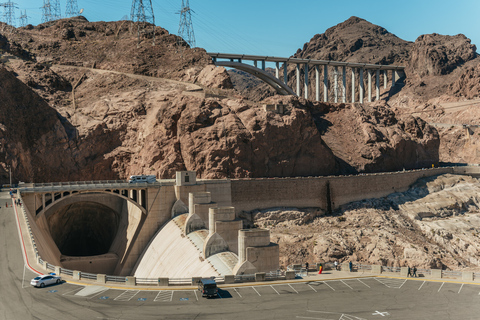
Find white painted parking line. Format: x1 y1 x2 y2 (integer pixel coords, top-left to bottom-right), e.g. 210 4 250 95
288 284 299 294
154 291 173 302
458 284 464 294
270 285 280 295
234 288 242 298
193 290 198 301
114 290 139 301
308 284 318 292
252 286 261 296
438 282 445 293
296 317 331 320
87 289 109 300
322 281 335 291
375 278 406 289
340 280 353 290
357 279 370 288
418 281 426 291
62 287 84 296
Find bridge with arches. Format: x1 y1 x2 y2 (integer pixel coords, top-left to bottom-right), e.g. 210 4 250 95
208 52 405 104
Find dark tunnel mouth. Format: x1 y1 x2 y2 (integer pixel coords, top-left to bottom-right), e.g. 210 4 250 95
48 201 120 257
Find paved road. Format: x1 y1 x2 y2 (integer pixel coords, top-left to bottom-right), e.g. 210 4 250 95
1 191 480 320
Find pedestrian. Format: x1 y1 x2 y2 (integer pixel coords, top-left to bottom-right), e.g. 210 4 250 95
305 262 309 272
5 202 7 208
318 263 323 275
412 266 417 277
407 266 411 277
349 261 353 272
334 260 339 271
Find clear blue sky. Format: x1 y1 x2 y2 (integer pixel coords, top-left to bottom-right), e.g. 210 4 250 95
10 0 480 57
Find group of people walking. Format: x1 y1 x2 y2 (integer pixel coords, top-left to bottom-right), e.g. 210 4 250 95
407 266 418 277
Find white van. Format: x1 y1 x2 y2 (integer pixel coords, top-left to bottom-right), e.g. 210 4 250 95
128 175 156 183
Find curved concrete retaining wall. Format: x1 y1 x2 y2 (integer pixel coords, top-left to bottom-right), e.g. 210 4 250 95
231 167 454 214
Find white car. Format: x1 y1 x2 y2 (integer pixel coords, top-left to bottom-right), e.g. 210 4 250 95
30 273 62 288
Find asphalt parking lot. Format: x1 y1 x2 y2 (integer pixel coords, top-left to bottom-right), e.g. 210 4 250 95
2 191 480 320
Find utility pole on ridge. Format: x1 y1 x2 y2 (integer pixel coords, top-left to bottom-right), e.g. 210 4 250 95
130 0 155 47
19 9 27 27
41 0 53 23
177 0 195 49
65 0 79 17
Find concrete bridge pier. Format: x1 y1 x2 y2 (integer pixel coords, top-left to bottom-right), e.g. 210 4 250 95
304 63 309 99
315 65 320 101
296 64 301 96
342 66 346 103
323 65 328 102
392 70 396 87
368 70 373 103
334 66 338 103
384 69 387 89
359 68 364 103
376 69 380 100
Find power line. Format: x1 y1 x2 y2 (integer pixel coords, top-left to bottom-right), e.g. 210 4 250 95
65 0 79 17
0 0 18 27
41 0 52 23
177 0 195 48
130 0 155 47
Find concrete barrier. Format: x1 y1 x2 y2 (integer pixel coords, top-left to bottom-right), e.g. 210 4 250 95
255 272 266 282
73 271 81 280
462 271 473 282
126 277 136 286
224 275 235 284
371 265 382 274
285 271 295 280
96 274 106 284
400 267 409 277
158 278 169 286
431 269 442 279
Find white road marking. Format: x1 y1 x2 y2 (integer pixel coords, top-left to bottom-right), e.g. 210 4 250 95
288 284 299 294
418 281 426 290
296 317 333 320
308 284 318 292
357 279 370 288
458 284 464 294
322 281 336 291
375 278 406 289
438 282 445 292
193 289 198 301
234 288 242 298
252 286 261 296
154 291 173 302
340 280 353 290
62 287 84 296
270 285 280 295
114 290 139 301
87 289 109 299
372 310 390 316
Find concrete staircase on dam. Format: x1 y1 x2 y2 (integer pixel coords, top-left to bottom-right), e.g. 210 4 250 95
133 213 238 278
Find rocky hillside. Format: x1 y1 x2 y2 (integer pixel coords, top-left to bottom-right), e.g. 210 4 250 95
248 174 480 270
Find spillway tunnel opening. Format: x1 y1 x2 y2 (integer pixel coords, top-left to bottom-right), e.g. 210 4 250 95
48 201 120 257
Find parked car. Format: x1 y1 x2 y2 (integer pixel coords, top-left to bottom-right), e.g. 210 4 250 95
197 278 218 298
30 273 62 288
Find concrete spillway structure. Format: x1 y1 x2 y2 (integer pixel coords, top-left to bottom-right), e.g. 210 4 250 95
20 171 279 277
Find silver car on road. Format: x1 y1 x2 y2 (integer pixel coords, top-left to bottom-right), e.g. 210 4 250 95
30 273 62 288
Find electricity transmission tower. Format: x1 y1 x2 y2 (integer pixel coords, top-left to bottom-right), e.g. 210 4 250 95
130 0 155 46
65 0 78 17
41 0 53 23
0 0 18 27
51 0 61 19
177 0 195 48
18 9 27 27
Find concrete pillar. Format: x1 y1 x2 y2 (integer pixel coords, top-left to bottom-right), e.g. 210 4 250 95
158 278 169 286
192 277 202 285
275 62 279 79
359 68 364 103
342 66 346 103
323 65 328 102
285 270 295 280
462 271 474 282
391 70 396 87
371 265 382 274
224 275 235 284
126 277 136 286
261 60 265 71
304 64 309 99
238 58 242 63
42 194 45 210
254 60 257 68
400 267 409 277
383 69 387 89
368 69 372 102
73 271 81 280
296 64 301 96
315 65 320 101
54 266 61 275
431 269 442 279
376 69 380 101
255 273 266 282
283 62 288 85
334 66 338 103
351 68 355 103
96 274 106 284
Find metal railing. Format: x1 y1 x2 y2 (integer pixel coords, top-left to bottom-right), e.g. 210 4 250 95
81 272 97 280
136 278 159 285
442 270 463 278
381 266 401 273
169 278 192 285
106 275 126 283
